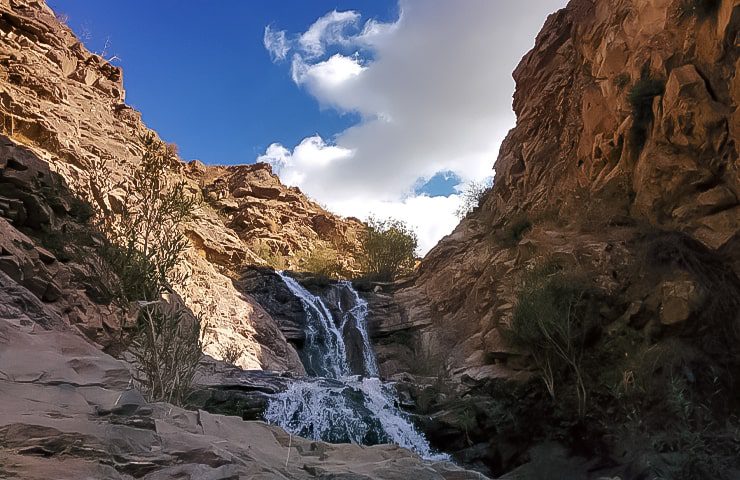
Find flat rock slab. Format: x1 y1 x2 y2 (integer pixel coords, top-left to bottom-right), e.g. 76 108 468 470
0 311 487 479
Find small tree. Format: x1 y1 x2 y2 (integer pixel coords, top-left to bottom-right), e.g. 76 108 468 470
455 179 492 219
504 267 595 417
360 217 418 281
93 133 203 405
96 133 197 305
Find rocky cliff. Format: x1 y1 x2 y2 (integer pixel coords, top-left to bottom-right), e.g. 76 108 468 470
381 0 739 384
0 0 363 372
369 0 740 476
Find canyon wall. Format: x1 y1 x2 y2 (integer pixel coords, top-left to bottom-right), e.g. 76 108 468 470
374 0 739 384
0 0 362 372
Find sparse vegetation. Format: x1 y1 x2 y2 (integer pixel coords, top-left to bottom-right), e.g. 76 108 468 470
91 133 204 405
613 73 631 91
504 264 599 417
628 75 665 151
95 133 198 306
219 339 245 365
497 215 532 247
298 245 345 279
359 217 418 281
130 298 205 405
455 179 493 219
254 241 288 270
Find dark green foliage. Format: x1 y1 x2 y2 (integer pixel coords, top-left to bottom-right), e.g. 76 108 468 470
499 216 532 247
91 133 204 405
680 0 721 18
96 132 199 306
628 76 665 150
68 197 95 223
504 266 599 416
644 230 740 354
360 217 418 281
130 301 205 405
613 73 630 90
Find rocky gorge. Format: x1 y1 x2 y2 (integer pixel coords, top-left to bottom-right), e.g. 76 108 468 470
1 0 739 479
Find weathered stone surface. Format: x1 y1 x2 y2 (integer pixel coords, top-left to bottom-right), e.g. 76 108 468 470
0 0 365 372
379 0 740 388
0 310 486 480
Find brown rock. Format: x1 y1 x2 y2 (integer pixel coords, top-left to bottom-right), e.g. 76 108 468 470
659 279 705 325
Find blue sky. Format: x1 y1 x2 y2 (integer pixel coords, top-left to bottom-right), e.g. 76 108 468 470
48 0 566 253
48 0 398 165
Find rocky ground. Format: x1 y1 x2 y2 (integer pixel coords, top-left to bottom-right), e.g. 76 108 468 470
0 290 485 479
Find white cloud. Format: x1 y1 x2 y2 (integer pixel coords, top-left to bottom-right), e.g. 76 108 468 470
298 10 360 57
263 26 289 61
291 53 365 92
261 0 567 254
258 135 353 187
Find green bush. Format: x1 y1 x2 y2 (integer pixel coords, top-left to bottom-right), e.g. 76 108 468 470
97 133 198 306
130 300 205 405
628 76 665 151
504 266 598 417
91 133 203 405
253 241 288 270
298 246 345 279
360 217 418 281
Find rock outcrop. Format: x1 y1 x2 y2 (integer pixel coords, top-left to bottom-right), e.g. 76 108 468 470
0 284 486 479
0 0 362 371
381 0 739 386
358 0 740 476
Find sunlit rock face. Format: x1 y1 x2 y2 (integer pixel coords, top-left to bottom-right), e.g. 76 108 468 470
376 0 739 386
0 0 363 372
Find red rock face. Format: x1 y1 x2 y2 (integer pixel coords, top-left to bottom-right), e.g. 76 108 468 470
383 0 739 383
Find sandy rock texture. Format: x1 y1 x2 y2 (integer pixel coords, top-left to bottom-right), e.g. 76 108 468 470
0 0 362 371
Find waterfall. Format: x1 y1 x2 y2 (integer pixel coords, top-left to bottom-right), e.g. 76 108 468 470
265 272 445 461
276 272 349 378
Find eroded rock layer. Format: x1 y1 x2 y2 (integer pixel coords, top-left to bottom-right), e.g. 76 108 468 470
0 0 362 371
383 0 739 384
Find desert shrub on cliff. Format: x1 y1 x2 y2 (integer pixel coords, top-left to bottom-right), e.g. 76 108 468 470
680 0 720 18
504 265 599 417
497 215 532 247
359 217 418 281
298 245 346 279
96 133 198 305
92 133 205 404
628 75 665 151
613 73 631 91
455 179 492 219
218 339 246 365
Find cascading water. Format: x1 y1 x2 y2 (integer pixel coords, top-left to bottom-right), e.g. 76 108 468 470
265 272 445 460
